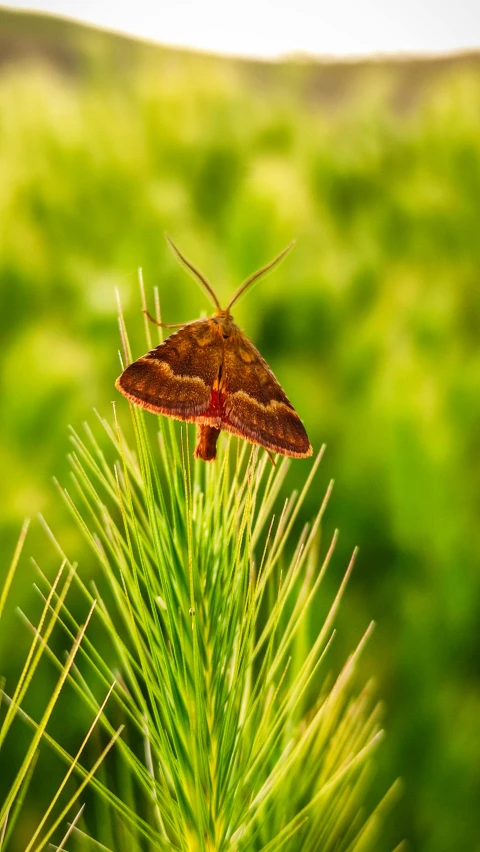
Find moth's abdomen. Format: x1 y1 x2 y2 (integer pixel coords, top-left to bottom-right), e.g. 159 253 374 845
194 425 221 461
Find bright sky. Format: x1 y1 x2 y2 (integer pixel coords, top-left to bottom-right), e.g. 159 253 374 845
6 0 480 59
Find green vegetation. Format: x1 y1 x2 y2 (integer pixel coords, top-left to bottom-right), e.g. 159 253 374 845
0 351 396 848
1 9 480 850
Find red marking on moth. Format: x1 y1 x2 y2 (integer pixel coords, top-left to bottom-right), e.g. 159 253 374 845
204 388 226 418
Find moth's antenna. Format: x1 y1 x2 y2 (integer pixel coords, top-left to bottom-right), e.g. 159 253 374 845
166 234 221 311
226 241 296 312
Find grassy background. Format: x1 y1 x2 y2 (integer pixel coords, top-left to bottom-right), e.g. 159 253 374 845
1 9 480 850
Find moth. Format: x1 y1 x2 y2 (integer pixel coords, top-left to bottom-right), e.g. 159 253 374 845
115 237 312 462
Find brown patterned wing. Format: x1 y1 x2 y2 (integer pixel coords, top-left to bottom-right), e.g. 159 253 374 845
115 319 223 422
222 327 312 458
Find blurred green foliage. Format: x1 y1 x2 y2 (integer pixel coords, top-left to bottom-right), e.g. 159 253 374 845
1 9 480 851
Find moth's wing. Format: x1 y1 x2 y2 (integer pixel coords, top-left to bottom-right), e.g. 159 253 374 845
115 320 222 422
222 328 312 458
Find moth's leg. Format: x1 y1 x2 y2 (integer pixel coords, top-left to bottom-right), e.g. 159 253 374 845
142 309 186 329
265 449 277 467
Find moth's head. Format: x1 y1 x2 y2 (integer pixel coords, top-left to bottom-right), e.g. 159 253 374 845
212 310 234 338
213 308 232 321
165 233 296 317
